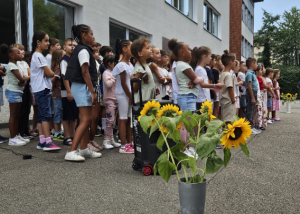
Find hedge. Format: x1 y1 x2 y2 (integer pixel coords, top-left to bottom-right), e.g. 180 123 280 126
275 66 300 95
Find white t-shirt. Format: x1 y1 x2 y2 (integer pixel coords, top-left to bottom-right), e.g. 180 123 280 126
171 61 179 104
30 52 52 93
112 62 134 95
17 61 29 76
78 49 90 66
195 65 210 103
238 72 246 95
60 60 68 98
46 54 52 68
157 67 171 99
234 73 239 97
266 77 273 88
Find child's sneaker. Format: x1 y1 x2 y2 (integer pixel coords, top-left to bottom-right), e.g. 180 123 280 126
79 148 102 158
16 134 30 143
87 142 100 152
36 141 45 149
53 133 64 141
119 143 134 154
110 138 121 148
103 140 114 149
273 117 280 121
43 141 61 151
8 137 26 146
90 141 103 150
65 150 85 162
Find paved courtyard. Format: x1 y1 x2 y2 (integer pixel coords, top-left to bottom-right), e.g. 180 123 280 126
0 102 300 214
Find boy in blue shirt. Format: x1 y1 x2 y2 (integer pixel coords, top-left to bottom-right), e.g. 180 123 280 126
245 57 260 135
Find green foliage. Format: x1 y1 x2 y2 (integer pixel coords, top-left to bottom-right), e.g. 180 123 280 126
276 65 300 94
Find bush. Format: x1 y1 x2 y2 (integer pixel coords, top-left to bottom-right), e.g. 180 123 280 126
275 66 300 95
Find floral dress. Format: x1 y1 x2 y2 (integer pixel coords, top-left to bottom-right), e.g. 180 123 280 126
272 81 281 111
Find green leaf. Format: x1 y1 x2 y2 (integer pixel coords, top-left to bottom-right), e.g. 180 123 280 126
240 144 250 157
190 113 201 127
154 151 168 176
178 110 193 123
157 160 176 182
189 174 201 183
157 134 165 151
200 113 210 127
170 141 185 152
149 120 159 137
164 117 177 133
140 115 154 134
168 131 181 143
183 118 194 136
206 153 224 174
187 136 197 146
173 151 197 173
206 119 224 136
223 148 231 167
195 134 221 159
233 115 240 122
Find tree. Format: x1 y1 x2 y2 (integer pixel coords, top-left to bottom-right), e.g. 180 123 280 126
254 9 280 68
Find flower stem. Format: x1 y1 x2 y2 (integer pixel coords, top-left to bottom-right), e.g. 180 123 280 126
200 158 207 183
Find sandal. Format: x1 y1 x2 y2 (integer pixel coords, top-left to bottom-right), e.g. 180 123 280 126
63 137 73 146
260 127 266 130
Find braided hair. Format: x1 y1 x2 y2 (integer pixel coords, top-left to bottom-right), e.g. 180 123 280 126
31 30 47 56
0 43 15 58
71 24 91 43
114 39 130 65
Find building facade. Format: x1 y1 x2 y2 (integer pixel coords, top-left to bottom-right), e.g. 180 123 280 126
0 0 230 64
229 0 263 61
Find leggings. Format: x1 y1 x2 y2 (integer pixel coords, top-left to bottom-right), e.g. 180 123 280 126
104 102 118 140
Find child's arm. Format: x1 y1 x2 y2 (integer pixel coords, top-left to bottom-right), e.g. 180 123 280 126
103 72 115 89
235 81 244 86
42 66 54 78
266 82 275 98
81 63 96 105
228 87 235 104
11 69 26 86
149 63 164 84
132 72 144 93
120 71 132 105
247 82 256 105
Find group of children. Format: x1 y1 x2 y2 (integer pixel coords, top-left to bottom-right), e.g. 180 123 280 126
0 24 282 161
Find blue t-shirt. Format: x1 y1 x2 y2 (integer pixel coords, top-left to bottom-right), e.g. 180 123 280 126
245 70 258 91
205 67 215 99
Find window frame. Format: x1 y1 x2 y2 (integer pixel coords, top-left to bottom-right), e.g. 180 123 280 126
203 1 220 39
165 0 196 22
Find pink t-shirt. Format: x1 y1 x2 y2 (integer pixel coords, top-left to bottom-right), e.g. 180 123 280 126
103 69 117 103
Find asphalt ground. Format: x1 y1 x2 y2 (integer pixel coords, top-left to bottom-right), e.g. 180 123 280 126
0 102 299 214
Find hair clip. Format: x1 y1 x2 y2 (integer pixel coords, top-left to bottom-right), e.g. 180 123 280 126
196 46 200 50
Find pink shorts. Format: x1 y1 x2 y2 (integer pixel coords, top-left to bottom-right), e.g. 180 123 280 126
235 97 240 109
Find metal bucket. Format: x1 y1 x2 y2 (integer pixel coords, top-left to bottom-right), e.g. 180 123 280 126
178 178 206 214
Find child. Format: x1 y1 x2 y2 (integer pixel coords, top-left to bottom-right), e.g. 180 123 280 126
272 69 281 121
16 44 32 140
205 55 215 106
238 61 247 117
30 31 61 151
219 50 236 124
64 24 101 161
170 52 179 104
102 54 121 149
168 39 223 156
189 46 212 112
112 39 134 154
157 50 172 100
51 49 64 141
233 60 243 116
255 64 268 130
0 63 8 142
245 57 259 134
131 38 156 103
88 47 103 151
211 54 220 117
46 38 61 67
265 68 275 123
60 38 78 146
0 44 28 146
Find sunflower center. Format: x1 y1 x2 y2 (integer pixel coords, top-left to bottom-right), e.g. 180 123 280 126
229 127 242 140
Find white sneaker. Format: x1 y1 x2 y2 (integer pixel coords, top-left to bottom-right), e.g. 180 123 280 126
267 120 273 124
188 147 198 159
103 139 114 149
65 150 85 162
184 149 193 157
251 128 260 135
254 128 261 134
17 134 30 143
8 137 26 146
79 148 102 158
110 138 121 148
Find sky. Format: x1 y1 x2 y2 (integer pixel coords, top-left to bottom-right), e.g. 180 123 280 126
254 0 299 32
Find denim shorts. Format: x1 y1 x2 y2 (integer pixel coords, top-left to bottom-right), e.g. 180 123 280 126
0 87 4 106
177 94 197 112
240 95 246 108
53 98 63 123
5 89 22 103
33 89 52 123
71 82 92 107
267 96 272 108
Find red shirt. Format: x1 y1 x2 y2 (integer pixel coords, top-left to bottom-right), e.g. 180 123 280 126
257 76 264 90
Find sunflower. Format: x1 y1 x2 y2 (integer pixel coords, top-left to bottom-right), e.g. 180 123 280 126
286 93 292 99
156 104 183 133
221 118 252 150
138 100 161 127
295 93 298 97
200 100 216 122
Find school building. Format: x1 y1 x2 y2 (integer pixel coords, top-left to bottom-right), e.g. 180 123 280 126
0 0 263 65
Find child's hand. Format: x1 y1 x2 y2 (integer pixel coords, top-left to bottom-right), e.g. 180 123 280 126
251 98 256 105
129 97 133 106
211 88 221 93
91 92 97 106
216 83 224 89
159 76 165 84
67 92 74 102
188 81 196 89
143 74 149 84
156 88 160 95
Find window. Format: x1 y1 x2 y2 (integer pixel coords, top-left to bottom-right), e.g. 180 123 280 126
242 1 254 33
33 0 74 45
203 3 219 37
109 22 147 53
165 0 194 19
242 37 244 57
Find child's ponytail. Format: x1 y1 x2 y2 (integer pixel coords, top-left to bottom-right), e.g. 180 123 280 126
189 46 211 69
100 54 115 73
31 30 47 56
71 24 90 43
114 39 130 65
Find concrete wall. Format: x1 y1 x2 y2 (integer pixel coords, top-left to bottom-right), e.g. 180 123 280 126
242 22 254 45
69 0 230 54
